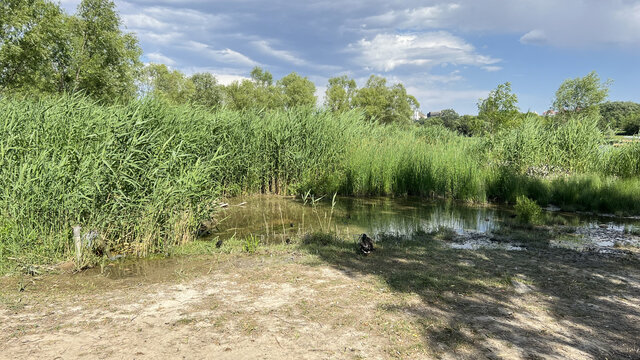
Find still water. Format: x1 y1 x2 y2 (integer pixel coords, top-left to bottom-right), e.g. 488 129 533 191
213 195 640 244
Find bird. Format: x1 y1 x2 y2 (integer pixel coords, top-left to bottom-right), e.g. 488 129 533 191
358 233 374 255
197 223 211 237
215 239 223 248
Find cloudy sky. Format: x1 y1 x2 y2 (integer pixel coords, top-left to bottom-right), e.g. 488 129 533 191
60 0 640 114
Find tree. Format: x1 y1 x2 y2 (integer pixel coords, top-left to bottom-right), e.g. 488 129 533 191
250 66 273 87
224 67 281 111
439 109 460 129
223 80 256 111
141 63 194 104
352 75 419 124
324 75 356 112
277 72 316 109
553 71 611 115
0 0 72 93
70 0 142 101
477 82 520 131
599 101 640 131
0 0 142 102
190 72 222 108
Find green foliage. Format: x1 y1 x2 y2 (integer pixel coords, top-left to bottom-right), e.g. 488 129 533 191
600 101 640 131
492 112 604 173
0 0 141 102
0 0 71 94
141 63 194 104
352 75 419 124
602 142 640 178
514 196 543 224
478 82 521 132
324 75 357 112
189 72 223 109
4 93 640 269
242 234 260 253
224 67 281 111
620 112 640 135
553 71 611 117
0 95 225 266
70 0 142 101
277 72 316 109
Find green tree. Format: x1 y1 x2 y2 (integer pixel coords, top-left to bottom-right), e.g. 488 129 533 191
189 72 223 108
141 63 194 104
0 0 72 93
439 109 460 129
70 0 142 101
223 80 255 111
277 72 316 109
0 0 142 101
599 101 640 131
324 75 356 112
352 75 419 124
250 66 273 87
224 67 281 110
553 71 611 116
477 82 520 131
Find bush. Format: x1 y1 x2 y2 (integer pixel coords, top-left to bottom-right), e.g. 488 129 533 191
514 196 543 224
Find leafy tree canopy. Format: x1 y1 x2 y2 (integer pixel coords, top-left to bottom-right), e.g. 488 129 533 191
324 75 357 113
477 82 520 131
277 72 316 109
351 75 419 124
553 71 611 115
0 0 141 102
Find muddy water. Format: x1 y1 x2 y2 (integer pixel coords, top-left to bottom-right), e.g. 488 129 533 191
212 195 640 249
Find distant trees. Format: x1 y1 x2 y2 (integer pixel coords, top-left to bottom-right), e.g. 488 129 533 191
141 63 194 104
223 67 315 111
190 72 223 108
600 101 640 133
477 82 520 132
324 76 357 113
553 71 611 116
0 0 141 102
277 72 316 109
324 75 419 124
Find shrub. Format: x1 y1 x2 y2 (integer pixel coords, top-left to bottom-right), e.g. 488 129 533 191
514 196 543 224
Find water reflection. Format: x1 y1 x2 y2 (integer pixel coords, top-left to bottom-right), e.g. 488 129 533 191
212 196 633 243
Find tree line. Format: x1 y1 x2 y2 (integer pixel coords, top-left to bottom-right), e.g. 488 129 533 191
2 0 639 132
1 0 419 124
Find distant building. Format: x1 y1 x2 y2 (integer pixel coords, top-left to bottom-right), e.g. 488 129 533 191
543 110 558 116
412 110 428 122
427 111 442 118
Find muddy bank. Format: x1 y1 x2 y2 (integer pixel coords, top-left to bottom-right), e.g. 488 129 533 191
2 227 640 359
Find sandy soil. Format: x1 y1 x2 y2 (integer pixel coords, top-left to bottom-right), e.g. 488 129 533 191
1 241 640 359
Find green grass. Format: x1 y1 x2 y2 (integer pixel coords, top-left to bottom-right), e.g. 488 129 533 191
3 95 640 271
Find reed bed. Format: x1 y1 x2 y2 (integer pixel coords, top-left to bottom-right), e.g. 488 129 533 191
2 95 640 269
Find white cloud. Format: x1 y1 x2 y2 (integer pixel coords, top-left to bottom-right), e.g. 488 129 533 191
520 29 547 45
146 52 176 65
362 4 461 29
184 41 258 67
348 32 500 71
482 65 502 72
252 40 307 66
356 1 640 48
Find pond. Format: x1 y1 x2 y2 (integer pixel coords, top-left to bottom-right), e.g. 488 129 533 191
212 195 640 252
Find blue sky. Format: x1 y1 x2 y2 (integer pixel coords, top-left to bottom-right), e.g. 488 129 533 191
60 0 640 114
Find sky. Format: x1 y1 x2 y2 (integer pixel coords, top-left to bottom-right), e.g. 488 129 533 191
59 0 640 114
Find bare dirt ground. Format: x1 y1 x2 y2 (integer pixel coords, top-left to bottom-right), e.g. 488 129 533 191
1 230 640 359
